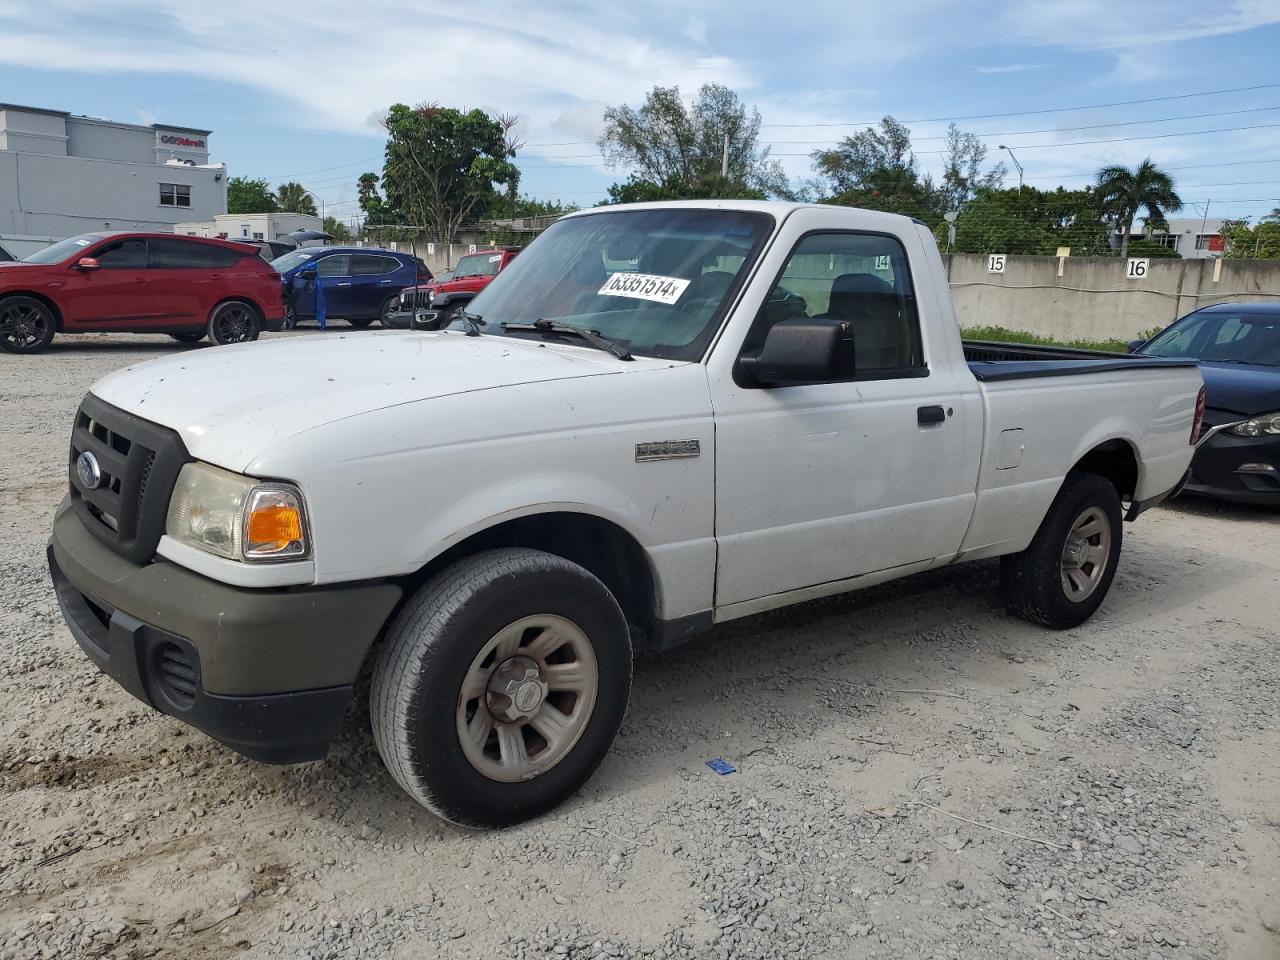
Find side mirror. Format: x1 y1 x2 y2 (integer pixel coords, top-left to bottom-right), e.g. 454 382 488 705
1125 338 1146 354
75 257 100 271
411 309 442 331
739 319 856 387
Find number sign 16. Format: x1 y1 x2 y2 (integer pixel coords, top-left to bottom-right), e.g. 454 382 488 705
1126 258 1150 279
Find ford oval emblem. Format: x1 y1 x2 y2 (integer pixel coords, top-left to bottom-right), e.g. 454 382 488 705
76 451 102 490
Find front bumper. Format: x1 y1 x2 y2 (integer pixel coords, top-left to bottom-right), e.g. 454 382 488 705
48 505 401 762
1185 427 1280 506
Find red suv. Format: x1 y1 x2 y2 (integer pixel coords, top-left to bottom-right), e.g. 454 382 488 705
394 247 520 323
0 232 286 354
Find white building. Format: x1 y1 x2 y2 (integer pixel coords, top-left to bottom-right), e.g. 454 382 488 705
175 212 323 243
0 103 227 257
1113 218 1225 259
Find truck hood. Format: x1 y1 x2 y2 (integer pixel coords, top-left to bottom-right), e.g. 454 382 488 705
1199 361 1280 416
90 330 663 471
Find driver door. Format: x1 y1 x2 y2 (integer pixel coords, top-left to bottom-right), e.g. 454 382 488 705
59 237 154 328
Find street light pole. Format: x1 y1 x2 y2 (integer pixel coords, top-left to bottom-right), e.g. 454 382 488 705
998 145 1024 193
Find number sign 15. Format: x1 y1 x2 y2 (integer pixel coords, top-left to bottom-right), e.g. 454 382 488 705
987 254 1007 273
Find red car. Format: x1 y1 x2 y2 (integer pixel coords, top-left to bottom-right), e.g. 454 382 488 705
393 247 520 323
0 232 286 354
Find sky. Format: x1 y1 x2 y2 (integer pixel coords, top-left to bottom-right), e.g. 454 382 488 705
2 0 1279 230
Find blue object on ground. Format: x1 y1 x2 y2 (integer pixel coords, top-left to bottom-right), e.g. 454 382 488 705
706 758 736 775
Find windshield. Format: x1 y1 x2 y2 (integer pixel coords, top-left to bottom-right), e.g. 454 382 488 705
270 249 315 273
454 253 503 278
1143 310 1280 366
458 208 774 361
21 234 99 264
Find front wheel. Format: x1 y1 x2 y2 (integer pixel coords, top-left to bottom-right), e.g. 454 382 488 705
0 295 56 354
208 301 261 346
377 295 400 327
371 548 632 828
1001 471 1123 629
169 331 205 344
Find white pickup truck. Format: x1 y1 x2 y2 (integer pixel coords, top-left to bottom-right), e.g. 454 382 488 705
49 201 1203 827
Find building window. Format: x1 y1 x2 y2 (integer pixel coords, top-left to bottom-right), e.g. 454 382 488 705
159 183 191 207
1149 234 1179 249
241 225 250 237
1195 234 1220 251
253 232 264 240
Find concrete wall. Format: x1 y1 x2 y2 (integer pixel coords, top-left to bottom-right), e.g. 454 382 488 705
944 254 1280 340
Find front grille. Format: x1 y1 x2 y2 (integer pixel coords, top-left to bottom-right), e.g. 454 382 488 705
69 394 190 564
400 288 434 310
154 642 198 709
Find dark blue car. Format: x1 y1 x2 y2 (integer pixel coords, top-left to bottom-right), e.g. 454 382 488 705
1134 302 1280 505
271 247 431 328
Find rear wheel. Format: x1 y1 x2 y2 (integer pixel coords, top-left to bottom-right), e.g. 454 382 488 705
371 548 632 828
168 331 205 344
377 295 401 327
208 301 261 346
1001 471 1123 628
0 296 55 354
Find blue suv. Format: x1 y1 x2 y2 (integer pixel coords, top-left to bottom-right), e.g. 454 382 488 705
271 247 431 327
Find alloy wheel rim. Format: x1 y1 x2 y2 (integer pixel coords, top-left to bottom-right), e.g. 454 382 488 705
455 614 598 783
0 303 48 349
217 306 253 342
1060 506 1112 602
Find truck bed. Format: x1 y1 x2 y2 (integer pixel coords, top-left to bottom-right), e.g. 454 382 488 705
962 340 1198 382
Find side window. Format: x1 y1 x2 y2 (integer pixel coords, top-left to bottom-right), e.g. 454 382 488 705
747 232 924 377
148 238 215 269
350 254 396 276
95 238 148 269
316 255 350 278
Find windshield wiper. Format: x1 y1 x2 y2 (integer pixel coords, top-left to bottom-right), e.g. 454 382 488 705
500 318 633 361
458 309 484 337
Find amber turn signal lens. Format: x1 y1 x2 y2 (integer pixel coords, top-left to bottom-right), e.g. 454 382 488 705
246 504 303 549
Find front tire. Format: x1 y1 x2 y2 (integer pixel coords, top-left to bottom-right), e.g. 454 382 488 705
1001 471 1123 629
208 301 261 346
0 295 55 354
169 331 205 344
377 295 400 327
371 548 632 828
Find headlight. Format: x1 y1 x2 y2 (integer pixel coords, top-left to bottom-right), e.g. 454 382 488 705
165 462 310 562
1228 412 1280 437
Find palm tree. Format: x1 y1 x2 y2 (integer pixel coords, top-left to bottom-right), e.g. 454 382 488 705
1095 158 1182 259
274 181 318 216
1262 207 1280 223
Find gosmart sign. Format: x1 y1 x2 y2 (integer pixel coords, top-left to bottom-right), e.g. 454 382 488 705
159 133 206 149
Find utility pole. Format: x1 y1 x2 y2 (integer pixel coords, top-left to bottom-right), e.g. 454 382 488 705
998 145 1023 193
1200 199 1211 254
721 133 729 178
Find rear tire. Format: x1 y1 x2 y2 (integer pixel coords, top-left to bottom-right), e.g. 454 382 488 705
169 331 205 344
1001 471 1123 629
0 295 55 354
208 301 261 346
371 548 632 828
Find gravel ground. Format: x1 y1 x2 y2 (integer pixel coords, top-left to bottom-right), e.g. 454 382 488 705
2 330 1279 960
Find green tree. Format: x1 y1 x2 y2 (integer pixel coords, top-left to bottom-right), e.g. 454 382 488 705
274 181 317 216
226 176 277 214
1220 218 1280 258
356 172 400 226
1095 158 1182 260
603 173 766 205
599 83 791 199
809 117 950 224
939 124 1006 212
378 103 520 239
323 216 352 241
948 187 1111 256
481 193 576 220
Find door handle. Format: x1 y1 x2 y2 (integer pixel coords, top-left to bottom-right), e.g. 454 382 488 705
917 405 947 425
336 282 352 287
